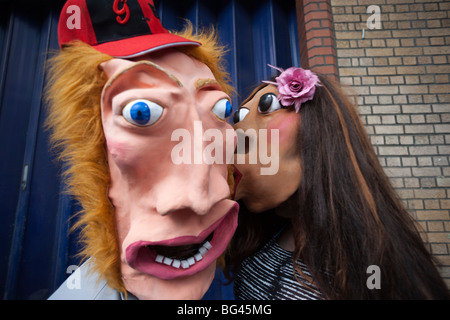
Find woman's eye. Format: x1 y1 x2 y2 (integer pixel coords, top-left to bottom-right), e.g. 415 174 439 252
233 108 250 124
122 99 163 127
212 99 232 120
258 93 282 114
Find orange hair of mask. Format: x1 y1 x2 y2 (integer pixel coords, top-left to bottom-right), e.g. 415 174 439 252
45 23 234 294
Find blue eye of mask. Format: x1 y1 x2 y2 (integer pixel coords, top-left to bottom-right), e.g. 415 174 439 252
122 99 163 126
212 99 232 120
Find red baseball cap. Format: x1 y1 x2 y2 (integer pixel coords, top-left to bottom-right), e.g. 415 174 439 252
58 0 201 58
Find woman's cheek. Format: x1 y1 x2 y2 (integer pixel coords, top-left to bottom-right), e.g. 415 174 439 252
265 112 300 146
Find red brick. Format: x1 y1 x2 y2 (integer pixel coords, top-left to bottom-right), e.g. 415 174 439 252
296 0 339 79
306 28 334 39
308 46 334 58
304 2 319 14
312 65 338 78
305 11 331 23
324 56 336 64
309 56 325 66
305 20 321 30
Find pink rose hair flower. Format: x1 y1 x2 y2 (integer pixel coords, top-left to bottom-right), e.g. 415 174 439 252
263 64 321 113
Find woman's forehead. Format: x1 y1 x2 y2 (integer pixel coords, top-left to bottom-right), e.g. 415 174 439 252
240 84 278 109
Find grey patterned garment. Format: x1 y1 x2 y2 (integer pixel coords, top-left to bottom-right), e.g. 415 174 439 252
234 236 324 300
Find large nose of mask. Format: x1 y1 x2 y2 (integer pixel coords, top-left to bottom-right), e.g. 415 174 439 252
152 116 233 217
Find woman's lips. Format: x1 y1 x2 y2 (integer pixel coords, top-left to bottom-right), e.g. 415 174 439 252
125 202 239 280
232 165 242 199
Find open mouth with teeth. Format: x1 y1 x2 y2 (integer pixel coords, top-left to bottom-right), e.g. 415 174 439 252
151 232 214 268
125 202 239 280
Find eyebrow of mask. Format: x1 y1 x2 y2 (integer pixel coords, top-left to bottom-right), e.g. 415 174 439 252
195 78 221 91
106 61 183 90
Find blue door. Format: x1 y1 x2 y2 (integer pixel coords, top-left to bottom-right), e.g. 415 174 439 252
0 0 300 299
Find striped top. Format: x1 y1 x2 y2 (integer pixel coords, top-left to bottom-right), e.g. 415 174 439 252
234 236 324 300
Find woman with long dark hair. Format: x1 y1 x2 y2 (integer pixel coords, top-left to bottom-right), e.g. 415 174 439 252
225 66 450 299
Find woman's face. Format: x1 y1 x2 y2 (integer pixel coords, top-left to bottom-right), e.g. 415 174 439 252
233 84 302 213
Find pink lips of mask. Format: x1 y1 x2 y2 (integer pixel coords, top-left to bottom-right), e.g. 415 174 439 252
126 202 238 280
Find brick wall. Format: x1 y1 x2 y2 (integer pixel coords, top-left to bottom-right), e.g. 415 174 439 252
328 0 450 288
297 0 450 289
296 0 339 78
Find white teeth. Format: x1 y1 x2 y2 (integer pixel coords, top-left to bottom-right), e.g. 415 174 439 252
172 259 181 269
203 241 212 250
153 240 212 269
194 252 203 262
199 246 208 256
163 257 173 266
187 257 196 266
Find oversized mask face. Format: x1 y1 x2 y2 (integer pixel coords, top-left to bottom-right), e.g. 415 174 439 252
99 49 238 300
233 85 301 213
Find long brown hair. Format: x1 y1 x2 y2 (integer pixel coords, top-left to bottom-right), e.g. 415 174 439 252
225 75 450 299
